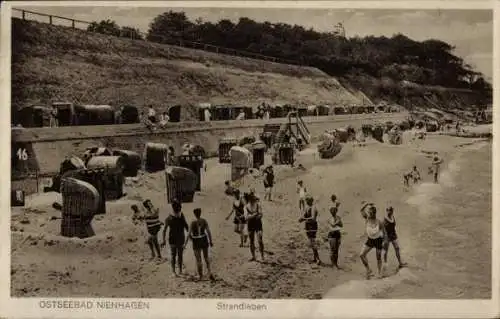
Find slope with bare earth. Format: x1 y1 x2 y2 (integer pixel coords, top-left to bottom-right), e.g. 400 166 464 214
12 18 368 121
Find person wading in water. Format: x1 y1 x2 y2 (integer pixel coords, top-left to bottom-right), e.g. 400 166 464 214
327 205 343 269
131 201 163 261
263 166 274 201
225 189 248 247
359 201 387 279
299 196 321 265
161 199 189 276
245 192 265 261
185 208 215 282
383 206 407 269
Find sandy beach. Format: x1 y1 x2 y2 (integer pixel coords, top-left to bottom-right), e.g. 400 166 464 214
11 132 491 299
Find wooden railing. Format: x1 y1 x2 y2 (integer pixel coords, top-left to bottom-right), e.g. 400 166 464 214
12 8 301 66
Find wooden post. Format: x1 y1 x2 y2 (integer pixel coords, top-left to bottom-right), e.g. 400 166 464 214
72 20 75 29
49 15 53 25
22 10 25 20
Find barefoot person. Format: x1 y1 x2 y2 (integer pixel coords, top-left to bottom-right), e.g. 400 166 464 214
359 201 387 279
430 155 444 183
161 199 189 276
383 207 408 269
327 205 343 269
132 202 163 261
185 208 215 281
263 166 274 201
225 189 248 247
245 193 265 261
410 166 421 184
297 180 307 212
299 196 321 265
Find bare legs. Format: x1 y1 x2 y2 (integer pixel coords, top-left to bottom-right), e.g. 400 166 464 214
170 245 184 276
234 223 247 247
193 247 214 281
383 240 407 267
248 231 264 261
329 237 341 268
147 235 162 260
360 245 382 278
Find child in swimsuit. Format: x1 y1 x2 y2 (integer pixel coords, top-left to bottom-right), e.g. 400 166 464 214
263 166 274 201
299 196 321 265
383 207 407 268
131 201 163 261
410 166 421 184
245 193 265 261
297 180 307 213
359 201 387 279
327 206 343 268
225 189 248 247
185 208 215 281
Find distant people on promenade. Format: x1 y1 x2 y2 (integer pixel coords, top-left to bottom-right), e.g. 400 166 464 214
50 105 59 127
147 105 157 123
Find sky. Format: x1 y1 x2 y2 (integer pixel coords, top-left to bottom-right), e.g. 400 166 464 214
12 6 493 81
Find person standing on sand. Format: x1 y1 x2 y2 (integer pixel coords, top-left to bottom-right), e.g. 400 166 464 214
410 166 421 184
245 193 265 261
185 208 215 282
299 196 322 265
327 205 343 269
131 202 163 261
263 166 274 201
430 155 444 183
383 207 407 270
359 201 387 279
297 180 307 212
161 199 189 276
225 189 248 247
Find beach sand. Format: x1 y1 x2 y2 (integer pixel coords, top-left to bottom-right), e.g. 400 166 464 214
10 133 492 299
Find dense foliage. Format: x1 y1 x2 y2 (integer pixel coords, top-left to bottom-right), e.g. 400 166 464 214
144 11 491 93
87 19 143 40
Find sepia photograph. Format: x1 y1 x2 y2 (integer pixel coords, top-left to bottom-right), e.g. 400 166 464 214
3 0 497 317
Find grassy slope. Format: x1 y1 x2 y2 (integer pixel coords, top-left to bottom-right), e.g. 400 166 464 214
12 18 484 121
12 18 369 120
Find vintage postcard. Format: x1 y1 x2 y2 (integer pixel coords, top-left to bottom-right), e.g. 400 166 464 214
0 0 498 318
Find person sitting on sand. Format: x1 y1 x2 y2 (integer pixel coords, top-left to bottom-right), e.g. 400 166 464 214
359 201 387 279
185 208 215 282
430 155 444 183
225 189 248 247
299 196 322 265
297 180 307 212
327 205 343 269
383 206 407 270
224 180 236 197
161 199 189 276
131 202 163 261
245 192 265 261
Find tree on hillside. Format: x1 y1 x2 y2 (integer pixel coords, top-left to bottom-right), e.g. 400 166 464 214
87 19 121 37
145 10 492 92
147 11 194 43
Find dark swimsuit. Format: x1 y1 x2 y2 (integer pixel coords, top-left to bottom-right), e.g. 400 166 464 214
328 216 341 239
384 216 397 241
246 203 263 232
303 206 318 239
190 218 209 250
233 199 246 225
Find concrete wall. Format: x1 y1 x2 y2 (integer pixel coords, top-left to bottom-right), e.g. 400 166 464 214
11 113 407 195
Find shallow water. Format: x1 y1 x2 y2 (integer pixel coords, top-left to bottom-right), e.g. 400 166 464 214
324 141 492 299
388 141 492 298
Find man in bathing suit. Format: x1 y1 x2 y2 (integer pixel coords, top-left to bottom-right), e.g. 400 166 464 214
185 208 215 281
161 199 189 276
383 207 407 269
225 189 248 247
299 196 321 265
327 205 343 269
297 180 307 213
360 201 387 279
245 192 265 261
131 201 163 261
430 155 443 183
